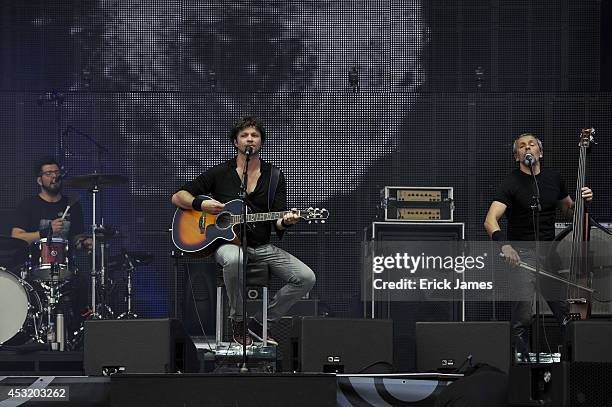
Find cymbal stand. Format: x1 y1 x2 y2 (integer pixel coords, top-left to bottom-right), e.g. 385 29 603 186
97 227 115 318
88 184 103 320
118 252 138 319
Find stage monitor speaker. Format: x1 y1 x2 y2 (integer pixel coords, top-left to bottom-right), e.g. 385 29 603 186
290 317 393 374
416 321 511 373
565 320 612 363
84 318 198 375
509 362 612 406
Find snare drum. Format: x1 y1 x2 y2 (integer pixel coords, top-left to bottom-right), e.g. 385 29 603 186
29 237 72 281
0 267 43 345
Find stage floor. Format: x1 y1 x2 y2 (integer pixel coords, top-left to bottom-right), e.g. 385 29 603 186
0 372 459 407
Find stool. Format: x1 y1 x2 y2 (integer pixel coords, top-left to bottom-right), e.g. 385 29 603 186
215 262 271 346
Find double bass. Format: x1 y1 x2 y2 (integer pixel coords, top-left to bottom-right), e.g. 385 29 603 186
566 128 595 320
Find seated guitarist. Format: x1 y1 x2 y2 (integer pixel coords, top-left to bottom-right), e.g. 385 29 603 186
484 133 593 357
171 116 316 346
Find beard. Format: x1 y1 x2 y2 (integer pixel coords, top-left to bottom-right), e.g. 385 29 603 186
42 181 62 195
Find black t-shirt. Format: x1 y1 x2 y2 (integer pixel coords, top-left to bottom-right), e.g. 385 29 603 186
13 195 85 242
180 157 287 247
493 168 569 241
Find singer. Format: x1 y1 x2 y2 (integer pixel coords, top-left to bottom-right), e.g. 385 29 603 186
483 133 593 357
171 116 316 346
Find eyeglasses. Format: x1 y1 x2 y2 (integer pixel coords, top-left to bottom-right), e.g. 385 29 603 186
40 170 62 177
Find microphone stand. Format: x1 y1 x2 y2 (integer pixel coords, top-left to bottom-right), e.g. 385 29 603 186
528 159 542 364
238 150 252 372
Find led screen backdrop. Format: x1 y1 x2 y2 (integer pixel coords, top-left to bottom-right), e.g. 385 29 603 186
0 1 609 328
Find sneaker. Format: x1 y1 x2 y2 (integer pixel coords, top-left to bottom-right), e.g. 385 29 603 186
231 320 253 346
248 319 279 346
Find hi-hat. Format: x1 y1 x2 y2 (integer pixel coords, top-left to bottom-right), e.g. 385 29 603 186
64 174 128 189
108 252 155 269
77 224 118 241
0 235 29 268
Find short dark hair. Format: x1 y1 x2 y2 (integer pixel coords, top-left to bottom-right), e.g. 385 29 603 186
35 156 61 176
229 116 266 143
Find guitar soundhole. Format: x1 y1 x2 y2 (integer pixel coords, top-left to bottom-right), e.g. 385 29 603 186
216 212 232 229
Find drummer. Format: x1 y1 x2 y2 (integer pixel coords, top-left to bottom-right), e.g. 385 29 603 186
11 157 92 250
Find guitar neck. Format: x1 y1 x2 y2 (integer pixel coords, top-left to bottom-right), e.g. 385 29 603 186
232 210 297 225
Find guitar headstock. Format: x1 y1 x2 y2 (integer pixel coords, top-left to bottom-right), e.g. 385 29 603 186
300 207 329 224
579 128 595 148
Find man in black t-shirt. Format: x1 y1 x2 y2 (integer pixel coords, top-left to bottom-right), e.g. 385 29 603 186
171 117 316 346
11 157 92 341
484 133 592 355
12 157 90 249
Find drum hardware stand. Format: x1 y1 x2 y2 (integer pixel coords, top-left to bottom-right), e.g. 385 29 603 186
62 126 113 320
87 191 114 319
117 252 138 319
38 266 69 351
89 183 102 319
96 226 116 319
58 130 128 349
24 279 46 345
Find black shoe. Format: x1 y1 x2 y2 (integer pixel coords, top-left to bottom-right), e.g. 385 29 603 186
231 320 253 346
248 319 279 346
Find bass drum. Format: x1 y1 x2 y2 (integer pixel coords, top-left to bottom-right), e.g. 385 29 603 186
0 267 44 345
552 224 612 315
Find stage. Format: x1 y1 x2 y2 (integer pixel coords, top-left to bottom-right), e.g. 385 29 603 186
0 371 460 407
1 344 611 407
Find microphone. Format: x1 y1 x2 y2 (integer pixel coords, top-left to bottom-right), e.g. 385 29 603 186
245 146 254 157
523 153 535 166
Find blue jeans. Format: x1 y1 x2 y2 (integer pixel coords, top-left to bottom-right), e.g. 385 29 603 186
215 243 316 323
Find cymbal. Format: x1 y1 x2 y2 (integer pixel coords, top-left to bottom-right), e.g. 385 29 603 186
77 225 118 241
0 235 29 268
78 233 116 241
64 174 128 189
109 251 155 269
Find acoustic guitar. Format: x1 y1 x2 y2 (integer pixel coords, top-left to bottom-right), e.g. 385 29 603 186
172 195 329 256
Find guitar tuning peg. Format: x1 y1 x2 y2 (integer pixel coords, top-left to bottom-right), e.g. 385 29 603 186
308 220 312 224
321 220 325 224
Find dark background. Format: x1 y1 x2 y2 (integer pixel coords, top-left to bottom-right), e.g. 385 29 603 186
1 0 611 369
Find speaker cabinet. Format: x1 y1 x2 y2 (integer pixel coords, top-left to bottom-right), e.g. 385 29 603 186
416 321 511 373
84 319 198 375
565 320 612 363
182 261 217 336
509 362 612 406
290 317 393 374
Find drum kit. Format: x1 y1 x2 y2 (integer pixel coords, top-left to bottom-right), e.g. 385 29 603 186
0 173 153 351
